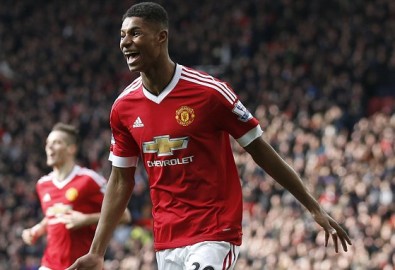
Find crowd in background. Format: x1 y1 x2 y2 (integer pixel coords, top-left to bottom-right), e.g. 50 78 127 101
0 0 394 269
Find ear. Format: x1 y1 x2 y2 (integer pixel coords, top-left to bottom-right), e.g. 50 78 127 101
68 144 78 156
157 29 168 44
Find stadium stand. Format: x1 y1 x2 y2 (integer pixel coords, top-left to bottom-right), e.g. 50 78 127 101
0 0 394 269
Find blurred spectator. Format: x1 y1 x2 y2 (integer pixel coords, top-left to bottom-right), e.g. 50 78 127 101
0 0 394 269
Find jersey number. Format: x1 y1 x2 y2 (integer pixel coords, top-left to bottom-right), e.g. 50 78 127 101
192 262 214 270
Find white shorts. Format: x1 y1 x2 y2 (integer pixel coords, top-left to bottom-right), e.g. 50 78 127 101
156 241 240 270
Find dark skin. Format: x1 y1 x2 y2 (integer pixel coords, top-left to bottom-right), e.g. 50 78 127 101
67 14 351 270
119 16 175 95
67 166 135 270
244 137 351 252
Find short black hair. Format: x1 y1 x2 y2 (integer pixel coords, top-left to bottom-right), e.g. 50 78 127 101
52 122 79 146
122 2 168 29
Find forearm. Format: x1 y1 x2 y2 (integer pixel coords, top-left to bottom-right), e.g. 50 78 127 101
264 153 321 212
119 209 132 224
90 210 131 226
22 218 48 245
81 213 101 226
89 167 135 256
32 217 48 237
245 137 321 213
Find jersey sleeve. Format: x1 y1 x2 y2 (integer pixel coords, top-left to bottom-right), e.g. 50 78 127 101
212 82 263 147
109 104 139 168
85 169 107 205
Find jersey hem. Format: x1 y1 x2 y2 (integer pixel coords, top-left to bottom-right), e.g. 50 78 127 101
153 235 242 251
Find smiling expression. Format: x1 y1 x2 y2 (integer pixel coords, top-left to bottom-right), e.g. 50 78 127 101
120 17 164 73
45 130 75 168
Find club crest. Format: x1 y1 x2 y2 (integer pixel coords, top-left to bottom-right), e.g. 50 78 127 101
176 106 195 126
65 187 79 202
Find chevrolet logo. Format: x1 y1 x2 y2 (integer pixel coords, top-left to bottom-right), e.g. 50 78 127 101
142 135 189 156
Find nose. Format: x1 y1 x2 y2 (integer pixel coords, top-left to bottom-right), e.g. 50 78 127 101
120 34 132 49
45 142 53 151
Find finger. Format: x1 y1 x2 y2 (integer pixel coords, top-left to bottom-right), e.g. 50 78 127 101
338 227 352 246
64 210 77 216
338 230 352 252
57 215 71 224
332 225 352 251
330 230 339 253
339 236 348 252
61 212 73 218
66 260 78 270
325 231 329 247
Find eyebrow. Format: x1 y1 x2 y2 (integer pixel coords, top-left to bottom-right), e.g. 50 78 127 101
120 26 141 33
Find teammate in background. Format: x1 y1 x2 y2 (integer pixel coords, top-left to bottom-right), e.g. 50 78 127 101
21 123 131 270
68 2 351 270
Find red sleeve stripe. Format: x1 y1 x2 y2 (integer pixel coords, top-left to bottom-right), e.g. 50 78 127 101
222 244 236 270
181 67 237 104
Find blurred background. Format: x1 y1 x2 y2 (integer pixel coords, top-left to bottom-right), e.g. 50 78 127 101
0 0 394 269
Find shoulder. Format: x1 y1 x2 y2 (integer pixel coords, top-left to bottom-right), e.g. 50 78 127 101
180 65 223 85
180 66 237 105
37 172 54 185
113 76 143 108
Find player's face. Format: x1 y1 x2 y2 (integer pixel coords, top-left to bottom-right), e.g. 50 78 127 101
45 131 73 168
120 17 163 72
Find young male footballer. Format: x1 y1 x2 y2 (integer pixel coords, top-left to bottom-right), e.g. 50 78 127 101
68 2 351 270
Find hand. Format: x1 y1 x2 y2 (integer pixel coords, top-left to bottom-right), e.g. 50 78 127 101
66 253 104 270
311 208 352 252
21 224 45 245
21 228 37 245
58 210 87 230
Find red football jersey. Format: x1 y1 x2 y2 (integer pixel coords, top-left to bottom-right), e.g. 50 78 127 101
109 64 263 250
36 165 106 269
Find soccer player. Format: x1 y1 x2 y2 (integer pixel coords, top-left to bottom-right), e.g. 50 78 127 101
21 123 131 270
67 2 352 270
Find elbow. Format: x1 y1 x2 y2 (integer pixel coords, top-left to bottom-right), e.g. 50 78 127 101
120 209 132 224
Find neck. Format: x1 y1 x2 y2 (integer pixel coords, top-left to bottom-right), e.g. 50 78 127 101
53 162 75 182
141 58 176 96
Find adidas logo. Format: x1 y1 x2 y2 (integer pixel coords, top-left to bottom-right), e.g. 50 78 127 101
133 117 144 128
43 193 51 202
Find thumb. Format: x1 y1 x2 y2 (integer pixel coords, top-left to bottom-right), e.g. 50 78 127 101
65 260 79 270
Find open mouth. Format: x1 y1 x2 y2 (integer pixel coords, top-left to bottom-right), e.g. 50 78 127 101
124 51 140 63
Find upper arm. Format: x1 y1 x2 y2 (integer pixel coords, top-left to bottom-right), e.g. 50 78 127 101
109 104 139 167
244 136 280 171
210 89 262 145
244 136 296 180
244 136 269 161
108 166 135 224
109 166 136 189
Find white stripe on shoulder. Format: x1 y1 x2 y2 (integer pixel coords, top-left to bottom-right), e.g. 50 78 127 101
116 77 142 101
37 173 53 184
76 167 107 187
181 67 237 104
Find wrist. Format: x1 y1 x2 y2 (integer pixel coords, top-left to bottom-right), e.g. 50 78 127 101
31 223 45 237
89 247 107 258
